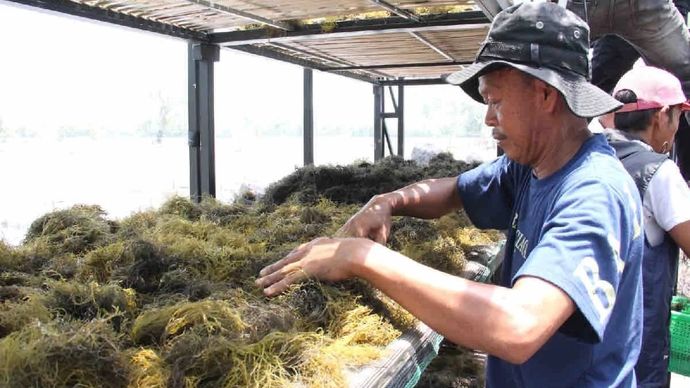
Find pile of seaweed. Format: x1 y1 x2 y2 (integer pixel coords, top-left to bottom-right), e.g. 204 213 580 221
416 340 486 388
262 153 479 205
0 156 498 387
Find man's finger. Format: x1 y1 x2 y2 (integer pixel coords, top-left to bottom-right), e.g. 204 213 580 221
256 260 296 288
263 264 308 297
335 221 359 237
258 242 308 277
372 226 388 244
333 225 348 238
256 243 312 284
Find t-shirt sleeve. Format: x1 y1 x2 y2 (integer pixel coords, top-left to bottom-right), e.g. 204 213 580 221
646 160 690 231
457 156 520 230
515 178 638 342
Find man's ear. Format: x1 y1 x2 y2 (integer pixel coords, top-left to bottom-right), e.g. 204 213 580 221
648 109 663 134
660 105 673 117
537 81 559 113
653 108 666 126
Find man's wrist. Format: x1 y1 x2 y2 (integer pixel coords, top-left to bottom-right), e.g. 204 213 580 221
348 238 379 278
373 192 398 216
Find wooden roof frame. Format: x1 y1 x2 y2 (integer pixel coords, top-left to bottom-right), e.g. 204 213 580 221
216 10 488 84
5 0 498 85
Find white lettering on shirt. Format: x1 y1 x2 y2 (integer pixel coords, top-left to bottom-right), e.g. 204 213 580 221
515 228 529 258
607 233 625 273
623 185 642 239
574 256 616 323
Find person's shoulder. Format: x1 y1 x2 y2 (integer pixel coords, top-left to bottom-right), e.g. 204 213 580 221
650 159 685 186
574 137 625 179
563 138 637 202
475 154 531 179
647 159 690 203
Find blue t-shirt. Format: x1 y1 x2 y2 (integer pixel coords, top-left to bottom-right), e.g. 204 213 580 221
458 134 643 387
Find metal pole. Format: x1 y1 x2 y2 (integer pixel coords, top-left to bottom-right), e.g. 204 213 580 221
303 68 314 166
397 83 404 157
188 42 202 203
188 42 219 202
383 122 394 156
373 84 384 161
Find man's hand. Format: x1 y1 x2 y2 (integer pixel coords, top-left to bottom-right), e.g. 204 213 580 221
255 237 372 297
335 195 394 243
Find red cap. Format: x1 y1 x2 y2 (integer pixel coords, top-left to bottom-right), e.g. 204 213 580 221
614 66 690 113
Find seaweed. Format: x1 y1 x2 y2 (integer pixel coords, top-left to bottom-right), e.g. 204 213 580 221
262 154 479 206
0 294 51 338
119 239 169 293
416 340 486 388
130 299 245 346
45 280 137 321
24 204 115 255
1 156 500 386
128 348 169 388
0 319 130 388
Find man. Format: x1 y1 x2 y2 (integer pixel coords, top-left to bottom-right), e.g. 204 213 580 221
605 66 690 387
582 0 690 181
589 0 688 96
257 3 644 386
569 0 690 98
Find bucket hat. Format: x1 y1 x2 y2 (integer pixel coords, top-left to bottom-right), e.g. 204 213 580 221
445 2 622 118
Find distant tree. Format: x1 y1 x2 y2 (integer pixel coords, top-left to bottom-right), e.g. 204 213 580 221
13 126 37 138
156 92 170 143
0 117 6 142
57 125 95 139
137 90 184 141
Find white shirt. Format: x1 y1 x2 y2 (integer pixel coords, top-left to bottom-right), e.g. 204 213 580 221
642 153 690 246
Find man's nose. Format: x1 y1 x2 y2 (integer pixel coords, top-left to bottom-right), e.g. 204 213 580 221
484 106 497 127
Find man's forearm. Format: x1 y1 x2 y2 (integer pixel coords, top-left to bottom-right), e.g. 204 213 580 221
669 220 690 258
381 177 463 219
349 241 574 364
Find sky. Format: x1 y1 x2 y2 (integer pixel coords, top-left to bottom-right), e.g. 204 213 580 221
0 2 187 136
0 3 361 137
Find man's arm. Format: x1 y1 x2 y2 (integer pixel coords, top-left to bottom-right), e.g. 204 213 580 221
669 220 690 257
337 177 462 243
648 161 690 257
383 177 463 218
257 237 575 365
354 243 575 364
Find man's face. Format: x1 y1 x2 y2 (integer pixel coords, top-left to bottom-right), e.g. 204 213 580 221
652 104 683 153
478 69 540 165
664 105 683 145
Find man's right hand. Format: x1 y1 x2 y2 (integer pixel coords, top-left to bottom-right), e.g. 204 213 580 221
336 177 463 243
335 194 393 244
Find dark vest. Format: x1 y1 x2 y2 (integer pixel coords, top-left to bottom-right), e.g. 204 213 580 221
607 132 679 386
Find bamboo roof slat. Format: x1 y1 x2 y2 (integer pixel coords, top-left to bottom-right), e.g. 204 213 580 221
69 0 480 30
378 64 464 78
22 0 492 81
217 0 474 21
